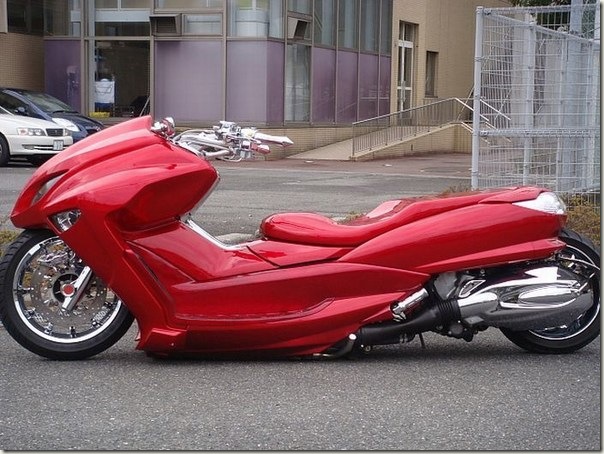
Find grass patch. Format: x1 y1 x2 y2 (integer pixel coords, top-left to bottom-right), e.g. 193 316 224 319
0 229 19 257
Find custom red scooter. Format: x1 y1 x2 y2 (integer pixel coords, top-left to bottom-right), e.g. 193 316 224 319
0 116 599 360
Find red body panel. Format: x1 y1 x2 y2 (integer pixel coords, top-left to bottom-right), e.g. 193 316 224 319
10 116 567 356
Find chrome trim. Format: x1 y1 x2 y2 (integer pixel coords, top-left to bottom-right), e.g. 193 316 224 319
313 334 357 358
456 265 593 330
391 288 429 321
183 218 244 251
60 265 93 311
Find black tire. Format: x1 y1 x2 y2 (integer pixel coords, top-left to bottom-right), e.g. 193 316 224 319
501 229 600 354
26 155 51 166
0 229 134 360
0 135 10 166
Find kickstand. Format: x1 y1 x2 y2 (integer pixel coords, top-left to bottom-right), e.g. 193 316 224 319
418 333 426 349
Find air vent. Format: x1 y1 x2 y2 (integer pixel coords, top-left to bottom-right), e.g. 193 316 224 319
150 14 182 36
288 17 310 40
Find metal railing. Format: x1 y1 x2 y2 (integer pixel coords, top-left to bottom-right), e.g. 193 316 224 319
351 98 476 157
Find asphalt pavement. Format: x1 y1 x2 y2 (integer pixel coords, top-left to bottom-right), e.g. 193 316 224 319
0 327 600 451
0 152 600 451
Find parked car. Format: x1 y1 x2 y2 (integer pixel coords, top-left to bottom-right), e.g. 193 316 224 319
0 87 104 143
0 106 73 166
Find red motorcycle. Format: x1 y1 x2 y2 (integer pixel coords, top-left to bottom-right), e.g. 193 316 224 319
0 116 599 360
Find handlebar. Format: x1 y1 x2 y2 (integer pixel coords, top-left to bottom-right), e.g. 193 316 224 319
153 118 293 161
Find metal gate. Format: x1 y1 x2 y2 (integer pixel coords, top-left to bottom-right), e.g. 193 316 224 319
471 3 600 206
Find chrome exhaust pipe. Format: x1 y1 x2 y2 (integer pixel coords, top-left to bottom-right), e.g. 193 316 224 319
355 264 594 347
455 265 594 331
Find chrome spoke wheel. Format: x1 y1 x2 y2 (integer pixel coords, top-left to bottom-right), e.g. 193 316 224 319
501 229 600 354
530 243 600 341
0 230 133 359
12 236 123 343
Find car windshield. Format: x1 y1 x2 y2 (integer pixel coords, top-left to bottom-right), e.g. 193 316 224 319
0 106 12 115
19 91 78 114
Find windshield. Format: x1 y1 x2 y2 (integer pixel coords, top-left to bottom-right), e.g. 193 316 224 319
19 91 78 114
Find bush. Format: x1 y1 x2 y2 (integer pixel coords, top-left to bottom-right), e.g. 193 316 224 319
563 196 601 247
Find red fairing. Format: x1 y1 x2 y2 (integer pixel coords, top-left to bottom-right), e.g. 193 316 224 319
260 188 545 247
5 116 570 358
338 194 565 273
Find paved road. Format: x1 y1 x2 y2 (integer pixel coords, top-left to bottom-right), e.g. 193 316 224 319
1 328 600 450
0 156 600 451
1 154 472 235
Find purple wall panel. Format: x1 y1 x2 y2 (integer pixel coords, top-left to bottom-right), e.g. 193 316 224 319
226 41 284 123
266 41 284 124
312 47 335 123
336 50 357 123
44 40 81 111
226 41 267 122
154 40 223 122
358 53 378 120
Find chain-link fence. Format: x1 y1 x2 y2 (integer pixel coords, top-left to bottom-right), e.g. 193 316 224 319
471 3 600 214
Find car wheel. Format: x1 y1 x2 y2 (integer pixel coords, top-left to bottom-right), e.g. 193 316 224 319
0 135 9 166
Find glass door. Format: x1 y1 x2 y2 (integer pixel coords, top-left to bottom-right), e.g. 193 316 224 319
397 22 415 113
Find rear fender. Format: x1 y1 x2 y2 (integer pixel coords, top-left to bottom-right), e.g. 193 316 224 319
340 202 565 273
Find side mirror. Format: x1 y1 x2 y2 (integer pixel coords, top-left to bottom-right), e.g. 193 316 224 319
151 117 176 138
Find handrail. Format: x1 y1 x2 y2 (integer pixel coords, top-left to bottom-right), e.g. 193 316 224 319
351 97 490 156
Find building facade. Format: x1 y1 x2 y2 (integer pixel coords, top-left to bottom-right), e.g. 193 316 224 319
1 0 510 133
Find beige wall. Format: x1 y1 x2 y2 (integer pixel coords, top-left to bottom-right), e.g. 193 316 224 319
0 32 45 90
391 0 511 111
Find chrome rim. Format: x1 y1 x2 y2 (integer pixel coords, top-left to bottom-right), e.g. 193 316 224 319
531 243 600 341
12 236 122 343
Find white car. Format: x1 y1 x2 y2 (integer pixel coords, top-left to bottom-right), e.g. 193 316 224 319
0 106 73 166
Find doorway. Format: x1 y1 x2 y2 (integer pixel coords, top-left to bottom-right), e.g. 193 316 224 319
397 22 416 113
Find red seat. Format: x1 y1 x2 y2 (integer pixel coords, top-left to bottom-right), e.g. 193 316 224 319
260 192 494 247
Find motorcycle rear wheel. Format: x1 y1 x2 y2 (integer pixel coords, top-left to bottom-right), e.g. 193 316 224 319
0 229 134 360
501 229 600 354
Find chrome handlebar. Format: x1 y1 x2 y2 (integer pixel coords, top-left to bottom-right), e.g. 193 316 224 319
153 118 293 161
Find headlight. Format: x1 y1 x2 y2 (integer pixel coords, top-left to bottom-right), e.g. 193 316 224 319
52 117 80 132
17 127 45 136
513 192 567 215
51 209 81 232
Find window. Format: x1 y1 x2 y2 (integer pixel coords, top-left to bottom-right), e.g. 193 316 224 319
285 43 310 122
288 0 310 14
91 40 150 117
8 0 44 35
155 0 222 8
338 0 357 49
360 0 379 52
44 0 81 37
0 92 29 113
379 0 391 55
183 14 222 35
313 0 335 46
227 0 283 38
288 16 310 40
425 51 438 97
93 0 151 36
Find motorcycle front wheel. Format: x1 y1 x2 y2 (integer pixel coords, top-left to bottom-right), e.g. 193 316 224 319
501 229 600 354
0 229 134 360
